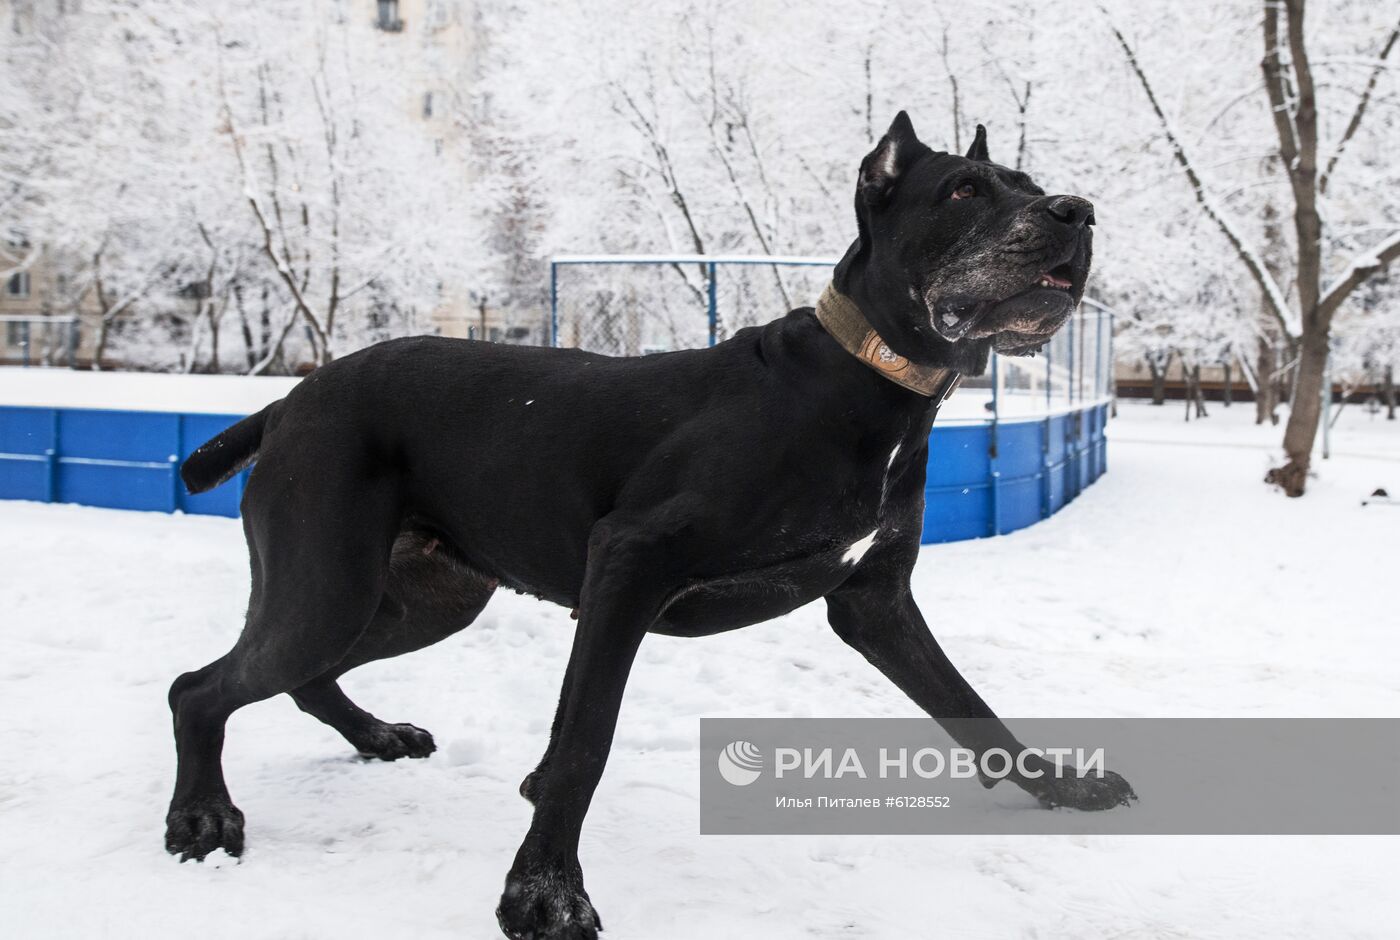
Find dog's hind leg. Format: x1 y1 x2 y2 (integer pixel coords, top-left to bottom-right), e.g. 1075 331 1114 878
289 530 497 761
289 677 437 761
165 474 401 862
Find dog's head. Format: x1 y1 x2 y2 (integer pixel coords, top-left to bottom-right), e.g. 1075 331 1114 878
834 112 1093 372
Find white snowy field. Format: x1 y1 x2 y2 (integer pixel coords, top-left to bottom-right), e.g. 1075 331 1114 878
1 400 1397 939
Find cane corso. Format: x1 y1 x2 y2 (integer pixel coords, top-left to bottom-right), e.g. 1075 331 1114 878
166 112 1133 938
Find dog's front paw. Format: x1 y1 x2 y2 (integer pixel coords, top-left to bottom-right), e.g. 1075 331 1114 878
165 797 245 861
353 722 436 761
1034 768 1137 811
496 865 602 940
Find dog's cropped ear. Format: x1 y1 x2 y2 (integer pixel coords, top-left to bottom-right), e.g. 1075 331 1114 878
858 111 921 204
965 124 990 162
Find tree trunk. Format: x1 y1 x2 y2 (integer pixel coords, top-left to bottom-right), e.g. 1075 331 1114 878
235 285 257 372
209 315 221 374
91 318 111 371
1149 355 1167 405
1182 365 1208 421
1255 336 1278 425
1276 345 1294 421
1267 330 1329 496
1222 361 1233 407
1385 365 1396 420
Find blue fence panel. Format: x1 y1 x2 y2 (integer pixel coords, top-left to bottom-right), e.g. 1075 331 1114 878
57 458 175 513
923 424 994 543
996 421 1043 478
994 420 1045 536
0 405 247 517
1091 404 1109 478
996 475 1043 535
0 405 55 455
1045 414 1068 515
178 413 247 517
922 481 992 543
54 409 180 512
0 406 57 502
926 425 992 487
921 404 1107 545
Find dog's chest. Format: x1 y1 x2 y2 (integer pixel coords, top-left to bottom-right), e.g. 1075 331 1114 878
652 536 879 637
650 439 920 638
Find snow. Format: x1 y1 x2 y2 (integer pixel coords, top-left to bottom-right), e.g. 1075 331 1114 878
1 401 1397 938
0 367 300 415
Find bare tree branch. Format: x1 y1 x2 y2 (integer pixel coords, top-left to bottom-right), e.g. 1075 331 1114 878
1102 11 1296 339
1317 230 1400 320
1319 17 1400 194
940 26 962 151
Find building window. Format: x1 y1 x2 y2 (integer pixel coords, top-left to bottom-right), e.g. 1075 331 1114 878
7 271 30 298
376 0 403 31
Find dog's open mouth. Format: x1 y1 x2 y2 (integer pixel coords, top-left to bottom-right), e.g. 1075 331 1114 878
930 266 1078 348
1035 264 1074 291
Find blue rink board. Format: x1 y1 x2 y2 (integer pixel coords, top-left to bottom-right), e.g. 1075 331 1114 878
0 406 248 517
0 402 1107 541
921 403 1108 543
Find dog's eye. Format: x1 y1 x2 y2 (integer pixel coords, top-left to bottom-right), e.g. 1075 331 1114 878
951 183 977 201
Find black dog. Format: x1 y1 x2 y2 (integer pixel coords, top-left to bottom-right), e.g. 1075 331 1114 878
167 113 1133 939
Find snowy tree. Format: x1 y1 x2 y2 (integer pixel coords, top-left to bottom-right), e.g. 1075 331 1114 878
2 0 482 373
1103 0 1400 494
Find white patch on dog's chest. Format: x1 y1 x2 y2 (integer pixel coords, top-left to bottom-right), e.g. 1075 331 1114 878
842 529 878 565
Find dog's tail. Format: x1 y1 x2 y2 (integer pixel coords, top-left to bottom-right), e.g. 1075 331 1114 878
181 402 277 494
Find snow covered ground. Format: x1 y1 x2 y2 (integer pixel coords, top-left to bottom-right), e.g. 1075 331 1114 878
1 399 1396 939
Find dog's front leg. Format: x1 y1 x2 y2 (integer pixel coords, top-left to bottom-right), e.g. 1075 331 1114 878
826 554 1135 811
496 518 673 940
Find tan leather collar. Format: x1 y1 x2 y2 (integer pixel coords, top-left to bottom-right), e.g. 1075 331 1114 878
814 283 962 401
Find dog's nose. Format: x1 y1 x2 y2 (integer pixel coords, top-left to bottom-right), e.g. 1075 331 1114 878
1045 195 1094 228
